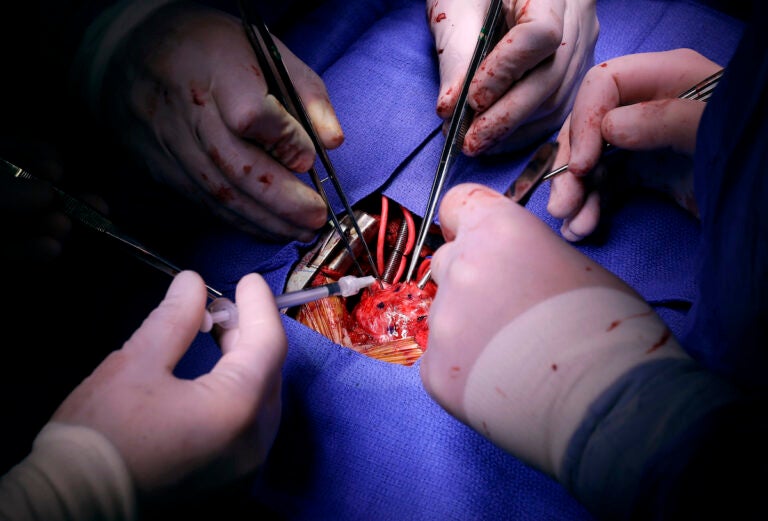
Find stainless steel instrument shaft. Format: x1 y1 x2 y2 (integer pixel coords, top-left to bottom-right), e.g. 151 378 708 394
237 0 380 280
405 0 505 281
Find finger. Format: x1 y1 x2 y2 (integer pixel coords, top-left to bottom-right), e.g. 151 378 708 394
429 0 488 119
545 117 583 220
554 115 572 168
147 105 326 241
602 99 706 155
560 190 600 242
122 270 208 370
214 67 316 173
548 170 586 221
591 49 721 105
469 0 565 111
195 107 328 231
464 10 578 156
281 40 344 150
207 273 287 397
464 59 561 155
569 49 720 174
437 182 511 243
143 140 320 242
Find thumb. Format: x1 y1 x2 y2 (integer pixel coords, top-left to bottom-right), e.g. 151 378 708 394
211 273 287 397
437 182 510 243
122 270 208 370
603 99 706 155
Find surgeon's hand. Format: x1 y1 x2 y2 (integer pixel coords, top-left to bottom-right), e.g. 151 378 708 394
52 270 287 505
547 49 721 241
98 3 342 241
421 183 689 477
427 0 598 155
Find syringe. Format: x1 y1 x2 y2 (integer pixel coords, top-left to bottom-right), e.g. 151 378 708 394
200 275 376 332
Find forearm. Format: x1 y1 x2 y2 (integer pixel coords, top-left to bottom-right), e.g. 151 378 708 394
561 358 750 519
0 422 136 521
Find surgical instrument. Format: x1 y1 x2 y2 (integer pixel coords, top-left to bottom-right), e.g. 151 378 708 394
203 275 376 332
541 68 725 181
405 0 505 282
1 158 224 300
415 141 558 289
506 141 558 206
3 159 237 333
4 158 376 334
236 0 380 282
414 68 724 288
202 274 376 332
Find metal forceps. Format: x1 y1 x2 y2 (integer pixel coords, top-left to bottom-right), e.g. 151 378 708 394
413 141 557 289
405 0 505 281
236 1 380 280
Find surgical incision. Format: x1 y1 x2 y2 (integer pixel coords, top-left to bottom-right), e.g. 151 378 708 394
285 194 442 365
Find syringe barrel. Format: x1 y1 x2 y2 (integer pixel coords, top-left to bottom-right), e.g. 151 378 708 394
274 284 335 309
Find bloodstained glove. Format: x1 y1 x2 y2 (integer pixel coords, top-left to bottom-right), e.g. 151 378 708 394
74 2 343 242
420 184 733 518
427 0 598 155
547 49 721 241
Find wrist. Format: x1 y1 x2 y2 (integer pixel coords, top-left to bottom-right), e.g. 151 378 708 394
461 286 689 476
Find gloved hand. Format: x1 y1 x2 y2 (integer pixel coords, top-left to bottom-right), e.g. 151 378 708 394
52 270 287 504
421 183 689 478
84 3 343 242
547 49 721 241
427 0 598 155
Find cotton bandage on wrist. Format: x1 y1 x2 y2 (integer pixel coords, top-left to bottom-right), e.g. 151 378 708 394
462 286 690 478
0 422 135 520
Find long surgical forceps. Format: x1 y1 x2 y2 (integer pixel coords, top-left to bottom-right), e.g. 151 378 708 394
405 0 505 281
236 1 380 280
1 158 224 300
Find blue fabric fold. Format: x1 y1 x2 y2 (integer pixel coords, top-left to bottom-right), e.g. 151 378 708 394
174 1 745 518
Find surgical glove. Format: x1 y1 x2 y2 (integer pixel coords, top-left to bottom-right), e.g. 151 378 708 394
421 183 690 479
427 0 598 155
52 271 287 506
78 3 343 242
548 49 721 241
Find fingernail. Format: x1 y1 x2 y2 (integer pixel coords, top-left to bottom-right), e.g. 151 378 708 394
560 221 583 242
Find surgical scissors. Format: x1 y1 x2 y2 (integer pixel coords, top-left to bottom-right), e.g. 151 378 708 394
236 1 380 281
405 0 505 281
